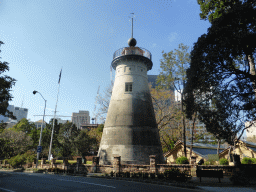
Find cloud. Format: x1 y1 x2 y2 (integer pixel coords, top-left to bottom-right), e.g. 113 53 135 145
168 32 178 43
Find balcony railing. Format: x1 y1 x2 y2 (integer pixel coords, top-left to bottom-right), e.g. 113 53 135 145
113 47 152 61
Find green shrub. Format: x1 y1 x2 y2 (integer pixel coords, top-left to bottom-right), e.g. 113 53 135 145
164 168 190 182
203 160 215 165
178 170 191 182
219 158 229 165
24 151 36 164
124 172 130 178
164 168 181 180
142 172 149 179
104 173 109 177
252 158 256 164
176 156 189 164
131 172 136 178
241 157 255 164
137 172 142 178
156 173 164 179
8 154 26 168
150 173 155 179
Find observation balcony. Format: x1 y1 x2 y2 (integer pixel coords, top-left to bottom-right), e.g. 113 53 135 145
111 47 153 71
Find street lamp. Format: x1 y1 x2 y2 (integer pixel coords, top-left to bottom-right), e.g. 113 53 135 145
33 90 47 168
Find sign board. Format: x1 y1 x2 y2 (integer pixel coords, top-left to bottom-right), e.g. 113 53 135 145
37 146 42 153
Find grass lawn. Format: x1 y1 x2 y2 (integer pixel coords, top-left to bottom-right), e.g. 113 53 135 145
86 161 92 165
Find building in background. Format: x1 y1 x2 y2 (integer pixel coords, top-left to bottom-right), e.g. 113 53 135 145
8 105 28 122
80 124 98 131
34 119 47 129
147 75 158 88
147 75 175 92
54 118 69 124
0 105 28 123
6 119 18 129
71 110 90 129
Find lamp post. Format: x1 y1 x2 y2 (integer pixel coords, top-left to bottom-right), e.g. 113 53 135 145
33 90 47 168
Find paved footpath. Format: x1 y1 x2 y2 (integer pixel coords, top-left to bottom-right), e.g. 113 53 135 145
198 186 256 192
189 177 256 192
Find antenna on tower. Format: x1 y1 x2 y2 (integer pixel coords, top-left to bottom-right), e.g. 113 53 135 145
129 13 135 38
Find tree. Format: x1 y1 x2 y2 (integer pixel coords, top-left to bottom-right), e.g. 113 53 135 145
10 118 40 151
157 43 191 157
0 41 17 120
12 118 36 135
149 85 181 153
57 121 79 157
197 0 242 23
74 130 97 158
94 85 113 124
0 129 32 158
0 121 7 133
87 124 103 152
185 1 256 148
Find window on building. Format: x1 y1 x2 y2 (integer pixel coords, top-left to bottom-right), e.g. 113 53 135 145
125 82 133 92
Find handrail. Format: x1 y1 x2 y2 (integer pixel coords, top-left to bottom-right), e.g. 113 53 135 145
113 47 152 61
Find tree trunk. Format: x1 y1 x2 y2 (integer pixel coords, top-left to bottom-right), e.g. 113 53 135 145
217 139 220 155
181 91 187 157
190 113 196 157
248 54 256 97
228 146 232 161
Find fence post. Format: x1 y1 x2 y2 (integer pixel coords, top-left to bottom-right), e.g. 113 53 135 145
92 156 99 173
150 155 157 173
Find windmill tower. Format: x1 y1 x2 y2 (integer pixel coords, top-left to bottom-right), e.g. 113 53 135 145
97 16 164 165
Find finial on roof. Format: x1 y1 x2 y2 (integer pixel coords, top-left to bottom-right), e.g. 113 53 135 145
128 38 137 47
128 13 137 47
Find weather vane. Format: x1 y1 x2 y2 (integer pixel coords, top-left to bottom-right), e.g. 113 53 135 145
129 13 135 38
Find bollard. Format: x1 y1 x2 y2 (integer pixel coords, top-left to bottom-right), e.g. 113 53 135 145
41 158 46 165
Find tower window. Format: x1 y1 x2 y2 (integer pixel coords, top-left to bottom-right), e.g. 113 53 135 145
125 82 133 92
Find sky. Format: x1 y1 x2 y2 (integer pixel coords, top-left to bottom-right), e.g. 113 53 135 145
0 0 211 124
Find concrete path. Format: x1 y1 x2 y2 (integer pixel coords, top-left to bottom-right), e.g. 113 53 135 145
198 186 256 192
191 176 256 191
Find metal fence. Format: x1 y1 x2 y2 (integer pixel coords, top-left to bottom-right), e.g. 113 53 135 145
113 47 152 60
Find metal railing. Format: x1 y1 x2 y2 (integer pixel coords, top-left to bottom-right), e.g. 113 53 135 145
113 47 152 60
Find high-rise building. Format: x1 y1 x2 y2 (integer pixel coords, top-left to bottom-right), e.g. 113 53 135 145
147 75 158 88
0 105 28 123
71 110 90 129
55 118 69 124
147 75 175 92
